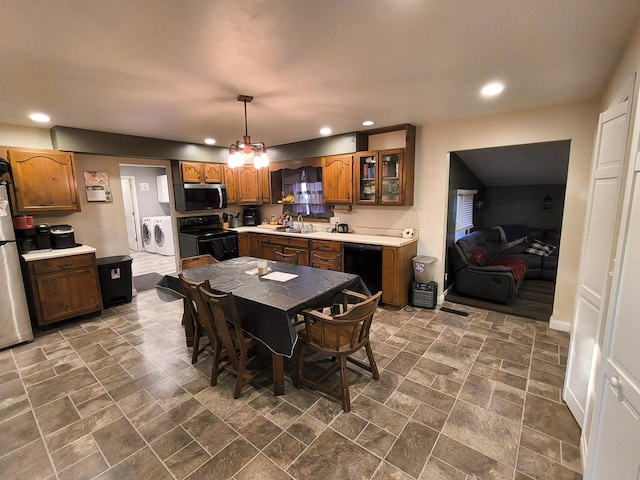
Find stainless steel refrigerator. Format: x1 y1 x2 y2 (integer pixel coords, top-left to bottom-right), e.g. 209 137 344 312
0 183 33 349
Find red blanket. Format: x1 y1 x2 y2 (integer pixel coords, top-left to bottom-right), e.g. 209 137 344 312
487 256 527 281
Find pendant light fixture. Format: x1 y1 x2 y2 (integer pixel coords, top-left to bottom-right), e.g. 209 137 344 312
227 95 269 169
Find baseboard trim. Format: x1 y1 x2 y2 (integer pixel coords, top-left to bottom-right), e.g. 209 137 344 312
549 315 571 332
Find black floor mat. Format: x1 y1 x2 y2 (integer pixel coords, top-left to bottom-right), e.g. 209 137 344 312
133 272 163 292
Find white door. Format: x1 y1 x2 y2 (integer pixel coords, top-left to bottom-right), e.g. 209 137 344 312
564 97 631 429
586 151 640 479
121 177 139 251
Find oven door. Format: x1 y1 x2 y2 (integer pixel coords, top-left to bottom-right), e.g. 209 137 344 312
198 234 239 260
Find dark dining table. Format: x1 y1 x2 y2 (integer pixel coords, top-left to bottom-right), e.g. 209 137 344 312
155 256 370 395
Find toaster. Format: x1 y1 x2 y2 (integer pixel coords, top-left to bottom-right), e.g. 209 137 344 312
50 224 77 249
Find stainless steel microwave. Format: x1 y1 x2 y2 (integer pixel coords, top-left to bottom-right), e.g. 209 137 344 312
174 183 227 212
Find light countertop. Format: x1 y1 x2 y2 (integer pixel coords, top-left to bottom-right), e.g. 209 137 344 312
21 245 97 262
231 226 418 247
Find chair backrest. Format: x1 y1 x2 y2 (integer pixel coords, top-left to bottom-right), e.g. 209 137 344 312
310 251 342 271
178 273 218 348
180 254 218 270
197 281 247 371
307 290 381 353
273 250 300 264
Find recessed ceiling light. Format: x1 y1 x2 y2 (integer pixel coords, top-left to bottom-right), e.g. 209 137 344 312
362 120 374 126
204 138 216 145
320 127 332 135
480 82 504 97
29 112 51 123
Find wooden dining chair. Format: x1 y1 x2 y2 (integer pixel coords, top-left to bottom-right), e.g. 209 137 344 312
198 282 258 399
272 250 300 264
310 251 342 271
180 254 218 270
178 273 223 373
294 289 382 412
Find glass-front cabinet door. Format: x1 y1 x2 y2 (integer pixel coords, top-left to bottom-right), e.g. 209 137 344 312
356 152 378 204
380 149 403 205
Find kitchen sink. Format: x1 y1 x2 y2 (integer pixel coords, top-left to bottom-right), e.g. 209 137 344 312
284 227 315 234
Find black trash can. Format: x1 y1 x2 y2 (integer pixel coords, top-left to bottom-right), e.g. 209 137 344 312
96 255 133 307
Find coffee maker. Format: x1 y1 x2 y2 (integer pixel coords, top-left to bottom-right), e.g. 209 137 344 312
242 206 260 226
13 215 37 253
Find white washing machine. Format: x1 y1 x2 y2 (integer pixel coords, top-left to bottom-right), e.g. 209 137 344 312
141 216 157 253
154 216 175 256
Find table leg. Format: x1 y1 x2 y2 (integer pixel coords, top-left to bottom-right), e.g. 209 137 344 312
182 299 194 348
272 353 285 396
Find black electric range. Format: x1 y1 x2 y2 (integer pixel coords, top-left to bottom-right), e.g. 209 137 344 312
177 215 239 260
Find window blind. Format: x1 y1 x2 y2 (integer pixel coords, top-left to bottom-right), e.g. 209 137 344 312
455 190 477 233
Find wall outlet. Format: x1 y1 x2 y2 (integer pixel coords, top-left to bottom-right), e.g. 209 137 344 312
330 216 340 224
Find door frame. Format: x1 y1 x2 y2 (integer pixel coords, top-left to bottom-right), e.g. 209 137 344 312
121 175 142 252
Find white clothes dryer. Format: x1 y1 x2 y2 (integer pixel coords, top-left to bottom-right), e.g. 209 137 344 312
154 216 175 256
141 216 157 253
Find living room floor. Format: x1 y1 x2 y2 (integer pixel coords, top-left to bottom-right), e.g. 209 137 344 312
0 290 582 479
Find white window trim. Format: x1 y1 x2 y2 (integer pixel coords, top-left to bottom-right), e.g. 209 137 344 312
455 189 477 239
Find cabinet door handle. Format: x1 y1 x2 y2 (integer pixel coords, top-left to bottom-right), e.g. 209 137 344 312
59 263 72 269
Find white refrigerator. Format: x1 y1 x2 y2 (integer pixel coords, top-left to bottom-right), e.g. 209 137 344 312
0 183 33 349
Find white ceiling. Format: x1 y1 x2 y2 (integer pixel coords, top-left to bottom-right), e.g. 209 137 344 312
455 141 571 186
1 0 639 152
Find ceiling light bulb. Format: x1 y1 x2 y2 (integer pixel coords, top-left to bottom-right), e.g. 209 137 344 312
29 112 50 123
204 138 216 145
481 82 504 97
320 127 332 135
362 120 374 126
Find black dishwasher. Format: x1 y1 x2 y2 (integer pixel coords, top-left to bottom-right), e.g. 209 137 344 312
343 242 383 295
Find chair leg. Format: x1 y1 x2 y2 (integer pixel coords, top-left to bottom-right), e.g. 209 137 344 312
339 355 351 412
365 342 380 380
191 321 202 364
233 354 247 399
210 340 222 387
294 343 305 389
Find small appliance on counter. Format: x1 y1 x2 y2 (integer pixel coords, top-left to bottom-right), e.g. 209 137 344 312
242 206 260 226
13 215 37 253
50 224 77 249
36 224 51 249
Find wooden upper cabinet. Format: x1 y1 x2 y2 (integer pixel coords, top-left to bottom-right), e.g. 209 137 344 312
8 148 80 213
259 168 270 204
223 166 238 204
180 161 224 184
237 166 260 204
355 149 406 206
203 163 223 183
322 155 353 204
354 123 415 207
180 161 203 183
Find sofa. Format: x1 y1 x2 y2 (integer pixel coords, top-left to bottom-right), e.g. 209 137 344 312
449 225 560 304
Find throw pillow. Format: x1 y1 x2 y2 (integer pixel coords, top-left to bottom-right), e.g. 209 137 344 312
526 239 556 257
469 247 487 266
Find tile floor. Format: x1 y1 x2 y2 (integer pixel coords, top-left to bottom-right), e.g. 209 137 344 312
0 290 583 479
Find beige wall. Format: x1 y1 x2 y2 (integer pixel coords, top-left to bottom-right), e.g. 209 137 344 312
0 123 53 150
415 100 600 329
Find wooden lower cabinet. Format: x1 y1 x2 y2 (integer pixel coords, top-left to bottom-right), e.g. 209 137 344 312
249 233 261 257
259 234 310 265
238 233 250 256
310 240 343 271
382 242 417 308
24 253 102 326
249 232 417 308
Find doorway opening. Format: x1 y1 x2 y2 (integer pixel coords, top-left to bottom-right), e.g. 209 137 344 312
444 140 570 320
119 164 175 277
